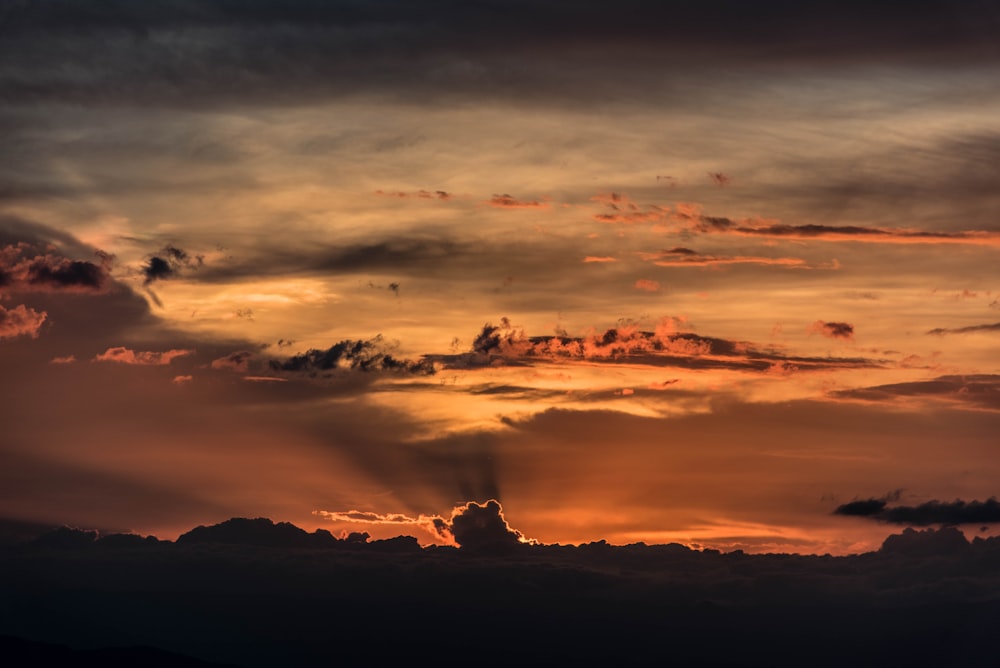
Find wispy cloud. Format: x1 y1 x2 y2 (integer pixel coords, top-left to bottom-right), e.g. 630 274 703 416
93 347 195 365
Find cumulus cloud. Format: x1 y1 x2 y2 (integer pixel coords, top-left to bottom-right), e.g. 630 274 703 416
809 320 854 340
836 497 1000 525
436 317 880 373
270 335 435 375
0 303 47 340
93 347 195 365
0 243 111 294
317 499 531 551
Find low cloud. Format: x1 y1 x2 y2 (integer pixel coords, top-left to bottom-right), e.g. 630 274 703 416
270 335 435 375
832 375 1000 411
809 320 854 340
93 346 195 365
591 192 669 225
0 303 47 340
835 497 1000 525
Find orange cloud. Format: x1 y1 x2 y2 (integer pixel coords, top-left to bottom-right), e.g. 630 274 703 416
50 355 77 364
0 303 47 340
583 256 617 263
591 192 669 225
639 247 808 268
93 347 195 365
634 279 661 292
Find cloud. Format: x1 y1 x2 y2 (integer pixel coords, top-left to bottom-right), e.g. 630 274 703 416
591 192 669 225
211 350 254 373
832 375 1000 411
485 194 548 209
172 375 193 385
708 172 730 187
437 317 881 373
582 256 617 263
639 247 809 268
49 355 76 364
634 279 661 292
374 189 452 200
809 320 854 340
0 303 47 340
269 335 435 375
0 243 111 294
719 221 1000 246
447 499 531 552
317 499 531 551
93 347 195 365
927 322 1000 335
142 245 203 285
835 497 1000 526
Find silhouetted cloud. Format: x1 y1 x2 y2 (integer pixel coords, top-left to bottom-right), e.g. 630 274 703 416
142 245 203 285
270 336 435 375
927 322 1000 335
809 320 854 340
93 346 194 365
0 243 111 293
836 497 1000 525
447 499 530 553
0 303 46 340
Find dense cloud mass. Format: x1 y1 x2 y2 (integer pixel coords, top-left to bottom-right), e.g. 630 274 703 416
0 243 111 294
835 497 1000 525
270 336 435 375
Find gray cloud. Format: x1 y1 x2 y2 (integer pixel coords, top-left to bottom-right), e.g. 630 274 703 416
835 497 1000 525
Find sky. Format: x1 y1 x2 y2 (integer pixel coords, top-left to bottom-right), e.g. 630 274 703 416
2 0 1000 555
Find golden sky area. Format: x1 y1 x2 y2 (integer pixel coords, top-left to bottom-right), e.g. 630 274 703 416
2 0 1000 554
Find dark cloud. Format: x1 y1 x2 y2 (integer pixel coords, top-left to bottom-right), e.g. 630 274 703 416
833 375 1000 411
835 497 1000 526
269 335 435 376
810 320 854 340
0 242 111 294
927 322 1000 335
446 500 529 553
3 1 997 110
142 245 202 285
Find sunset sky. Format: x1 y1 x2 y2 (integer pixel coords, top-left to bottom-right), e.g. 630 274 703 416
2 0 999 554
